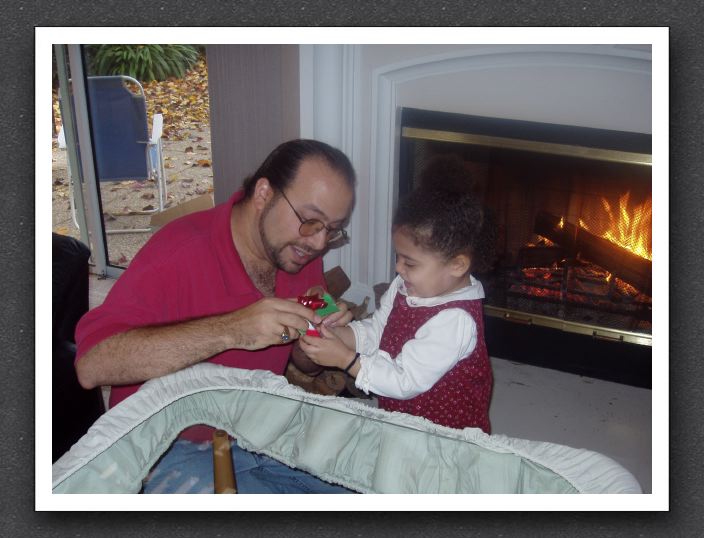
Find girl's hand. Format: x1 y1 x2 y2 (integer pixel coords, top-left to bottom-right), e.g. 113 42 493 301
321 300 353 328
299 324 355 370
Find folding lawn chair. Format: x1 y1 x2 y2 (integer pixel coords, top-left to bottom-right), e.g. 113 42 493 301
58 75 167 234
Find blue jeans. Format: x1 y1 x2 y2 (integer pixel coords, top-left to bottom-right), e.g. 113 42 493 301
142 439 353 494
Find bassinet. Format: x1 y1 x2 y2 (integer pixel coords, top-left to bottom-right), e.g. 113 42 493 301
52 363 641 494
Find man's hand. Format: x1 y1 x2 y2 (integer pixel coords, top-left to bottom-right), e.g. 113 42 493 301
305 285 326 298
76 297 323 390
226 297 322 350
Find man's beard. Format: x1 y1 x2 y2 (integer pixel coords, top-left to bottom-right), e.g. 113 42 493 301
259 203 320 274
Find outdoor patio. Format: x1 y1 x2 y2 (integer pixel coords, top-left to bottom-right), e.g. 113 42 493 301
51 55 213 267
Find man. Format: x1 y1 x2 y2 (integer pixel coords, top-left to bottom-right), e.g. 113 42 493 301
74 139 356 493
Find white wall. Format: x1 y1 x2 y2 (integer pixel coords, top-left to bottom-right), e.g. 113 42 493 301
300 44 652 309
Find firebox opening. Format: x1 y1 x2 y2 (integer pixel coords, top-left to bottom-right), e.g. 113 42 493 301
398 107 652 388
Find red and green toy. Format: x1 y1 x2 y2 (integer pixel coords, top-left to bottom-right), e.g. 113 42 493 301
297 292 339 337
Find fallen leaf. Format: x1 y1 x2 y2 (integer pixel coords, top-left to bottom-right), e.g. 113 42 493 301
196 159 211 167
141 192 155 200
142 204 155 211
55 226 69 235
164 162 175 169
185 146 194 153
53 58 211 143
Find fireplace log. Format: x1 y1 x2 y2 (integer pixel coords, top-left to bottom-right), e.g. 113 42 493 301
517 245 565 269
534 210 652 295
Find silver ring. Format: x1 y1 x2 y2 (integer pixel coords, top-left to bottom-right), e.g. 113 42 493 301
280 327 291 344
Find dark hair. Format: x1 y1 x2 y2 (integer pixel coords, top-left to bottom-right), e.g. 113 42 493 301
242 139 356 199
393 155 496 273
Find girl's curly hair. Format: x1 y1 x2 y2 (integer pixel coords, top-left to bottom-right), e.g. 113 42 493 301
393 155 496 273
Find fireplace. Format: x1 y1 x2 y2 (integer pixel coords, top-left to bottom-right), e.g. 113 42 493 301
398 108 652 388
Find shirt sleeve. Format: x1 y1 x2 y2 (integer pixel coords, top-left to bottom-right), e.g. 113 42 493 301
74 261 168 362
348 276 400 355
354 308 477 400
74 222 203 362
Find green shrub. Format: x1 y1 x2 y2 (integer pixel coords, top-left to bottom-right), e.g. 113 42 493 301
86 44 200 82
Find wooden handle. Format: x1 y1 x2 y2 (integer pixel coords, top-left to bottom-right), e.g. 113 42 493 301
212 429 237 494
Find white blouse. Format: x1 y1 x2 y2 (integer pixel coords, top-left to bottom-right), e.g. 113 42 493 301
349 274 485 400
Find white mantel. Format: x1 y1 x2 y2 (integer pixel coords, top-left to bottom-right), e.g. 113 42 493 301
299 44 652 310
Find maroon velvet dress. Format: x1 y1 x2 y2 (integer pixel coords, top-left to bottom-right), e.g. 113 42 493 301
376 293 493 433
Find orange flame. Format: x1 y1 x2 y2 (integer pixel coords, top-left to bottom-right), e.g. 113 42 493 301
536 235 556 246
580 192 652 260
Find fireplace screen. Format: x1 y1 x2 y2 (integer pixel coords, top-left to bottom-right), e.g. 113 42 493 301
399 109 652 346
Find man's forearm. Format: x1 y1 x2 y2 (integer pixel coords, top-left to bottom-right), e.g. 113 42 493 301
76 296 322 389
76 313 238 389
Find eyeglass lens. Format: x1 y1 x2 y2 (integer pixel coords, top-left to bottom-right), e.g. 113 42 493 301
280 190 346 242
300 220 343 241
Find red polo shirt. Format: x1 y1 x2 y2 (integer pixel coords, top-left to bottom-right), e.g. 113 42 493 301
75 191 324 412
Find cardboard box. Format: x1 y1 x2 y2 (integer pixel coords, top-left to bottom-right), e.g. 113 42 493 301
150 193 214 230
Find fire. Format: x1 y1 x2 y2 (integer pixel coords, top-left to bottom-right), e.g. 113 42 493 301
579 192 652 261
534 235 556 247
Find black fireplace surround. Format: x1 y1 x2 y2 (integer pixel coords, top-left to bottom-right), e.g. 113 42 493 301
398 107 652 388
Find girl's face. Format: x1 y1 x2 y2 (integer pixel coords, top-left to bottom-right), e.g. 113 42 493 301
392 227 469 298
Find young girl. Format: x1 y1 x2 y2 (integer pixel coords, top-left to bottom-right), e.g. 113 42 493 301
300 157 495 432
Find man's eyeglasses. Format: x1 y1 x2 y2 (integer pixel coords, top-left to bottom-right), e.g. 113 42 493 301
279 189 348 244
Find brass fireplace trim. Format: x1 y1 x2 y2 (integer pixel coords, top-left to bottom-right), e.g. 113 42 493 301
484 305 652 347
402 127 652 166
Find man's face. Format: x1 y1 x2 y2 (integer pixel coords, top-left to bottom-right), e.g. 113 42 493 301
260 157 354 273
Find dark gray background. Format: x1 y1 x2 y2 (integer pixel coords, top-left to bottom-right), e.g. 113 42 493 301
2 0 701 535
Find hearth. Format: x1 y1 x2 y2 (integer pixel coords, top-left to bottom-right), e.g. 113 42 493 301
398 108 652 387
